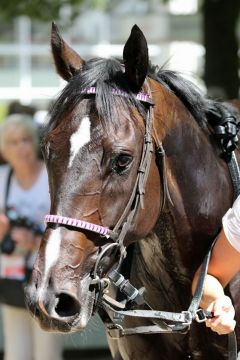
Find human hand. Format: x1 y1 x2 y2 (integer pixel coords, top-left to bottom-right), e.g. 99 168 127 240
0 213 10 242
10 227 35 251
205 295 236 335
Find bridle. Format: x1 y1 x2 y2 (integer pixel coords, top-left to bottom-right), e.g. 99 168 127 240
44 84 238 360
45 84 157 285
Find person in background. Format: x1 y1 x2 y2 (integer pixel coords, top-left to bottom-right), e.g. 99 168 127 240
0 114 63 360
7 101 36 117
0 101 36 165
192 196 240 335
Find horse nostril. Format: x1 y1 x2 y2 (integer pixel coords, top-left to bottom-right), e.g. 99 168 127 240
55 293 80 318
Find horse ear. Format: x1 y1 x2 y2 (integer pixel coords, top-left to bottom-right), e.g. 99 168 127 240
123 25 149 92
51 22 85 81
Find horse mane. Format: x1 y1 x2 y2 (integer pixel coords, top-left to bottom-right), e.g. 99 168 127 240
47 57 239 134
149 65 209 127
149 64 240 128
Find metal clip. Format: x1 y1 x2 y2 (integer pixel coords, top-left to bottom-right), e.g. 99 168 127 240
101 278 111 294
107 324 124 339
195 309 213 323
181 311 192 326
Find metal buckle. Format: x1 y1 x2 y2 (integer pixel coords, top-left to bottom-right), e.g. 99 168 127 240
181 311 192 326
101 278 111 294
171 311 192 334
107 324 124 339
195 309 210 323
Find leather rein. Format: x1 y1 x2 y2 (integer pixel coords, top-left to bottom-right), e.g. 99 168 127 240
45 85 239 360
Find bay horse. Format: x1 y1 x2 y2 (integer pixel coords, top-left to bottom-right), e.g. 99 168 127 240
26 24 240 359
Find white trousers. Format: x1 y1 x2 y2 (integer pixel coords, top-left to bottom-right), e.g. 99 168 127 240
2 305 63 360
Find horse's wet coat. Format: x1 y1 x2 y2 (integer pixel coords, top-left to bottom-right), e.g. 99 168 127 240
25 24 240 359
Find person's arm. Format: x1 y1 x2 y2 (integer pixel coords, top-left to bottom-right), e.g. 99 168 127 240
207 228 240 287
192 228 240 334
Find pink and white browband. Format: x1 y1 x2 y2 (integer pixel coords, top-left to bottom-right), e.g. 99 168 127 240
81 86 153 104
44 214 111 238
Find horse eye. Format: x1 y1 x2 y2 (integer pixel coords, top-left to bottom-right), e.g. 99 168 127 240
112 154 133 174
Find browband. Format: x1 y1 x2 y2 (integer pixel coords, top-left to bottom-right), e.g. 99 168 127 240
81 86 154 105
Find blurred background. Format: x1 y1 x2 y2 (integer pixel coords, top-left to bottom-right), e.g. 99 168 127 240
0 0 239 120
0 0 239 358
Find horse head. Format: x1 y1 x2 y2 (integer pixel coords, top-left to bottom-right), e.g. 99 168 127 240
26 24 162 332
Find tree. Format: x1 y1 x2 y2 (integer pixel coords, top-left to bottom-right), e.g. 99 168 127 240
0 0 102 22
203 0 240 99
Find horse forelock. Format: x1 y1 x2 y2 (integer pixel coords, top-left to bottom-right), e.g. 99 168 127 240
44 57 147 139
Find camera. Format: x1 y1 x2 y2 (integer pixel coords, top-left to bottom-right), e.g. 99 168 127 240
0 207 44 255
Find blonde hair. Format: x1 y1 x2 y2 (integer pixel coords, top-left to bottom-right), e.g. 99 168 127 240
0 114 39 156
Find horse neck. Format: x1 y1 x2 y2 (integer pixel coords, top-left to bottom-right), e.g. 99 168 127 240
134 210 192 310
151 81 233 262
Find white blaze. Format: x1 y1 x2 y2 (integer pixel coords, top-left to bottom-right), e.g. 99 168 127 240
44 227 62 277
68 116 91 168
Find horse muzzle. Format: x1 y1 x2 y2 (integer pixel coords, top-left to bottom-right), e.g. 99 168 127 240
25 277 95 333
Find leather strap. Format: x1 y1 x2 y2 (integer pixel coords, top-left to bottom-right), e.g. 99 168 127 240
4 168 13 212
228 332 238 360
227 152 240 200
188 239 216 316
107 324 188 338
109 104 155 264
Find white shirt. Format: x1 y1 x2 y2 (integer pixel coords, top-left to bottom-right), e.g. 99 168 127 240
0 164 50 277
222 195 240 253
0 164 50 224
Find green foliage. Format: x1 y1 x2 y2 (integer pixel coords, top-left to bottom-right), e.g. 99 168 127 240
0 103 7 123
0 0 169 22
0 0 87 22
